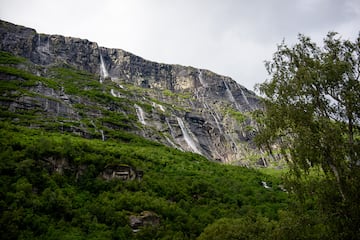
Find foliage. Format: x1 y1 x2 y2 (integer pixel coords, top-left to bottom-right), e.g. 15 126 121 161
256 32 360 239
0 122 288 239
0 50 26 64
227 107 247 123
197 215 275 240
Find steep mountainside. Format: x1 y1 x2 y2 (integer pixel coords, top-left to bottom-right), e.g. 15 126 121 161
0 20 263 164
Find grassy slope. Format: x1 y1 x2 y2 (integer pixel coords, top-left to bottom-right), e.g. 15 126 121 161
0 51 288 239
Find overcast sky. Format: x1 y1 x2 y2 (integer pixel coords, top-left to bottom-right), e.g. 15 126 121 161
1 0 359 90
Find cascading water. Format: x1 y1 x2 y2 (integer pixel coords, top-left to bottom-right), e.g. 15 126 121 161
198 69 207 87
224 81 241 111
100 130 105 141
37 34 41 46
110 89 117 97
99 50 109 83
203 102 223 134
165 136 180 150
45 35 50 53
37 34 50 54
110 89 121 98
239 87 250 107
176 117 201 154
134 104 146 125
261 181 271 189
166 118 175 137
152 102 165 112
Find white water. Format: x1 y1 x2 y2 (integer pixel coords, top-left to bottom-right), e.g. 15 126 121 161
261 181 271 189
134 104 146 125
203 102 223 134
110 89 121 98
100 130 105 141
176 117 201 154
152 102 165 112
110 89 117 97
210 111 223 134
37 34 50 54
99 52 109 83
240 87 250 106
198 69 207 87
224 81 241 111
158 104 165 112
166 118 175 137
45 35 50 53
165 136 180 150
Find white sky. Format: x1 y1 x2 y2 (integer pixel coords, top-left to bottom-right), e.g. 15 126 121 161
0 0 359 90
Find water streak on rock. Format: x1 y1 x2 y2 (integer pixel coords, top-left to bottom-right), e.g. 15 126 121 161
134 104 146 125
99 50 109 83
177 117 201 154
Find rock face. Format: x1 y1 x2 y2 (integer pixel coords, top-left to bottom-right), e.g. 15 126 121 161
0 20 262 165
129 211 160 232
101 164 143 181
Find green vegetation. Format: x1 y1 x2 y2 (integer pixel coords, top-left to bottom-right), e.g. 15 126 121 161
3 30 358 239
0 50 290 239
226 107 247 123
0 50 26 64
256 32 360 239
0 122 288 239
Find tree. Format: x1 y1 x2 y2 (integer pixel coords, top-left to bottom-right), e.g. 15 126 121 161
197 216 274 240
255 32 360 239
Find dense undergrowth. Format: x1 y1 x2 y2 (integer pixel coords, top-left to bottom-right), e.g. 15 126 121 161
0 122 288 239
1 49 340 239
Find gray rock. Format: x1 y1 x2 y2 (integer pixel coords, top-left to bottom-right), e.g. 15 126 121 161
0 20 265 165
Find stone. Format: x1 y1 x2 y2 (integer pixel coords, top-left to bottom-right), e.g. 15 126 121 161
129 211 160 232
101 164 143 181
0 19 267 165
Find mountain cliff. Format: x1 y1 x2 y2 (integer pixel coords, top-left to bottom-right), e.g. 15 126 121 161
0 20 263 164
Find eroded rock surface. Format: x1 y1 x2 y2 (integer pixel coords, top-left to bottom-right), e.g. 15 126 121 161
0 20 263 165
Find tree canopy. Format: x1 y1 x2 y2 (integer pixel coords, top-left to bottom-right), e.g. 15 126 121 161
256 32 360 239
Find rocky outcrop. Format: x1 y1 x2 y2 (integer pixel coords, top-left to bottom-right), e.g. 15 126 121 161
129 211 160 232
0 20 263 165
101 164 143 181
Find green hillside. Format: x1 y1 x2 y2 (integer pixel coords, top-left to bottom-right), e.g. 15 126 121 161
0 50 288 239
0 122 288 239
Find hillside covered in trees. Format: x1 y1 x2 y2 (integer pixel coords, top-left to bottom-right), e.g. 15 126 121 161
1 20 359 239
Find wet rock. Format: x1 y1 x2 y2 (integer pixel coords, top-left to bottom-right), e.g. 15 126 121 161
0 19 267 165
129 211 160 232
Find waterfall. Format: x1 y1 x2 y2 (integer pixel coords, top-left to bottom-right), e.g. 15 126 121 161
134 104 146 125
110 89 121 98
37 34 41 46
261 181 271 189
152 102 165 112
166 118 175 137
210 111 223 134
100 130 105 141
203 102 223 134
99 50 109 83
176 117 201 154
165 136 180 150
198 69 207 87
45 35 50 53
37 34 50 54
158 104 165 112
240 87 250 107
224 81 241 111
110 89 117 97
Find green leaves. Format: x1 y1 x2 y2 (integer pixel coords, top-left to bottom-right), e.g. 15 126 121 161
0 123 288 239
257 32 360 239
